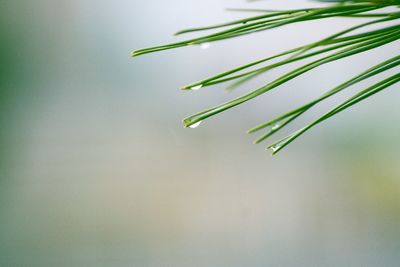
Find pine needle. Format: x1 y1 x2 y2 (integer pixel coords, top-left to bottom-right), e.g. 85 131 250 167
131 0 400 155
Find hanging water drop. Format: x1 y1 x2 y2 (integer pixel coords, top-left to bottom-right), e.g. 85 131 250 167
200 43 211 50
191 84 202 91
269 145 280 153
189 121 202 129
271 124 280 131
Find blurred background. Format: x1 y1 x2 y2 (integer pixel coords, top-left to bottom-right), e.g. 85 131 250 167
1 0 400 266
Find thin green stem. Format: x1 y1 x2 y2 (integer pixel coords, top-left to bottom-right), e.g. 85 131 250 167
268 72 400 154
183 31 400 128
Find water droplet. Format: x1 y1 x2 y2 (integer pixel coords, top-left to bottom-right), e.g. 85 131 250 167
271 124 280 130
191 84 202 91
189 121 202 129
200 43 210 50
269 145 280 153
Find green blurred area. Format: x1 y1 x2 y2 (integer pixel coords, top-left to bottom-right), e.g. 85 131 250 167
1 0 400 266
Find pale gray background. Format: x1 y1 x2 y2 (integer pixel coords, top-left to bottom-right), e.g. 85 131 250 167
1 0 400 266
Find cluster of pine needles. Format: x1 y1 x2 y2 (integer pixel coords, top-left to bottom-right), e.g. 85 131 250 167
132 0 400 155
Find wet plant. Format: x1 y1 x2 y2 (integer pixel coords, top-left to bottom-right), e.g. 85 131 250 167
132 0 400 155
